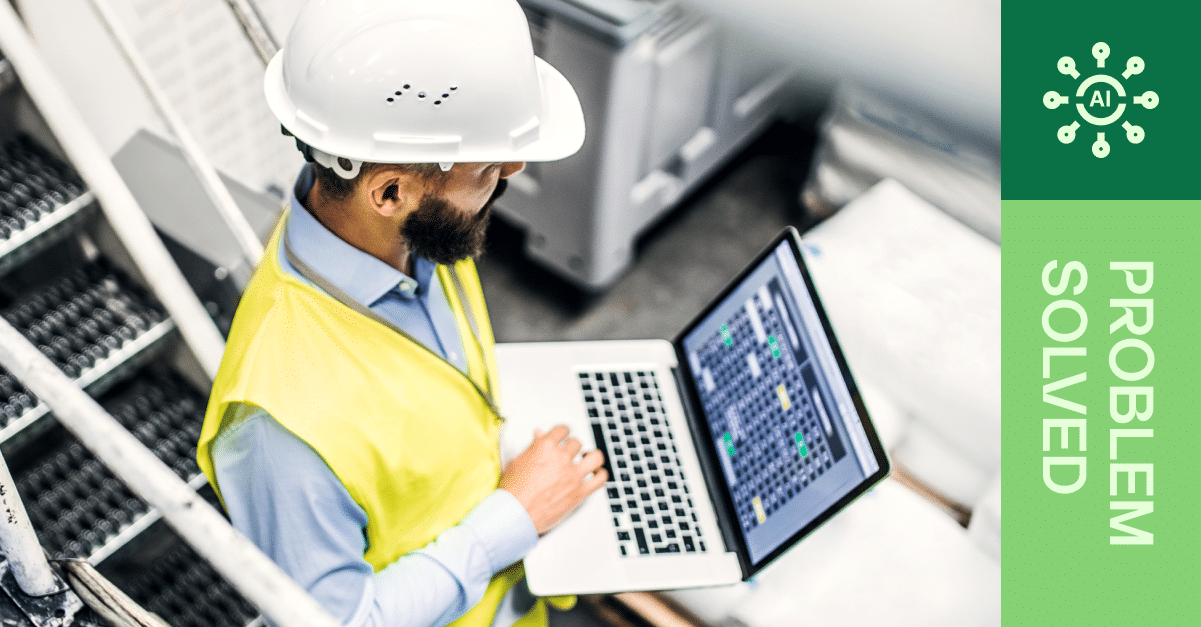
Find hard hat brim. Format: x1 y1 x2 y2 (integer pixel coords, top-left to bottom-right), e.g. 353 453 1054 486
264 52 586 165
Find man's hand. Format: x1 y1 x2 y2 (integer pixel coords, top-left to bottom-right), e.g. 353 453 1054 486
499 425 607 535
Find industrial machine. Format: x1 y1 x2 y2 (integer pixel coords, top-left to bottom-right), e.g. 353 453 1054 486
502 0 793 289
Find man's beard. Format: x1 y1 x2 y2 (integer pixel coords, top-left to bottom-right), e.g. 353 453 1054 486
401 178 507 265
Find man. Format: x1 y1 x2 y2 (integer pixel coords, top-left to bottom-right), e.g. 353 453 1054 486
196 1 601 626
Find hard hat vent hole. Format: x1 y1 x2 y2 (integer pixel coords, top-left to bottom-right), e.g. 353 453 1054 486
434 100 442 106
450 86 457 90
418 92 426 99
404 84 411 89
442 93 449 98
395 91 402 96
386 97 394 103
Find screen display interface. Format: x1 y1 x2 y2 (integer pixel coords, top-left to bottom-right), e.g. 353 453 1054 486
681 239 880 564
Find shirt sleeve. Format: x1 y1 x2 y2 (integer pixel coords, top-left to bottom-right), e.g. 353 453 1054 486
211 405 539 627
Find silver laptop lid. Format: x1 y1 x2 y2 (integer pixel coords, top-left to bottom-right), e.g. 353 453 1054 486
673 226 890 579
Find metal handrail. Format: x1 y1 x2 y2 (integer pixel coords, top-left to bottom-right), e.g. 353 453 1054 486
87 0 266 266
0 318 341 627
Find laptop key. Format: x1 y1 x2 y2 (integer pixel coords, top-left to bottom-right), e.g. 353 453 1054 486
634 528 650 555
617 531 630 541
683 535 695 552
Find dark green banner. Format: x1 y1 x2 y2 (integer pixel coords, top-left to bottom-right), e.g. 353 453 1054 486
1003 1 1201 623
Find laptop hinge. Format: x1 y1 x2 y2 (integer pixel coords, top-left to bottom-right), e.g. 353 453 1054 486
671 366 743 566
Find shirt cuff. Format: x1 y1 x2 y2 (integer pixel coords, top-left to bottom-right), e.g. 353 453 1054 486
459 489 538 574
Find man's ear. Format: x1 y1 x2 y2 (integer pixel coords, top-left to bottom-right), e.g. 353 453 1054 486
364 167 418 218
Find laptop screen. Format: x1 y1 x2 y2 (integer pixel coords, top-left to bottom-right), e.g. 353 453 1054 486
677 229 885 573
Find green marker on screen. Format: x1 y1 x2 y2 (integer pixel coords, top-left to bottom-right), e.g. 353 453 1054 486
794 432 808 457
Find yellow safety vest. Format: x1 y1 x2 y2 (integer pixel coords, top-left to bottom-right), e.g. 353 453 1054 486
197 213 550 627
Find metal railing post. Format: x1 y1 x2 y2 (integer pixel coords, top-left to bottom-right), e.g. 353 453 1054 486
0 452 59 596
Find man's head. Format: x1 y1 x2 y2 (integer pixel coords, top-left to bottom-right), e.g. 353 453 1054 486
307 160 524 265
267 0 583 267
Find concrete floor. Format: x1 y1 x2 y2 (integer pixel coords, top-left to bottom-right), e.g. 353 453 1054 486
478 121 816 627
480 121 816 344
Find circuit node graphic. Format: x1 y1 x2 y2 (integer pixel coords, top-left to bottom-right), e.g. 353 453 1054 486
1043 42 1157 158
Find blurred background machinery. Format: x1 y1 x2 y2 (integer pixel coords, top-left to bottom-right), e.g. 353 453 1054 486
497 0 792 289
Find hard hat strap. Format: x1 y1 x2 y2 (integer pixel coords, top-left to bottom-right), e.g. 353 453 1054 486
281 125 362 180
309 146 362 180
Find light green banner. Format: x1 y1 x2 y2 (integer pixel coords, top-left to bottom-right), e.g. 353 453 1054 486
1003 201 1199 623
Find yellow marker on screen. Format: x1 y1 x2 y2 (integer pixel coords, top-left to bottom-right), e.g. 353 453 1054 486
776 384 791 410
752 496 767 523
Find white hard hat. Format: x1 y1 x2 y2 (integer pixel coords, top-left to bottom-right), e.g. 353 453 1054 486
265 0 585 177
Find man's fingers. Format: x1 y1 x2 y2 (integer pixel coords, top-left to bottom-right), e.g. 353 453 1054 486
562 437 583 457
544 424 570 444
577 449 605 473
578 467 608 495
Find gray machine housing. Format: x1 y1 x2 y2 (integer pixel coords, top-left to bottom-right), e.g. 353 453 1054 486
502 0 792 290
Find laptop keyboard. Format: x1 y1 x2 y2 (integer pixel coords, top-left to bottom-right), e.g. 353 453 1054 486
578 369 708 558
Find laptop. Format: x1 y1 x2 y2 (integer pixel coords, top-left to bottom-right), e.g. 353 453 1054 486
495 226 890 595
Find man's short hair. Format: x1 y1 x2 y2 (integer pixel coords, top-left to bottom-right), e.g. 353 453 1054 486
312 161 445 202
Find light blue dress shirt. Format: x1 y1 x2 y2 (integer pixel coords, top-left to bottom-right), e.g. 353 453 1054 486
212 166 538 627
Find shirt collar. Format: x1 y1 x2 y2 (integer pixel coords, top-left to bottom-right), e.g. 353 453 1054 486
287 166 431 304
